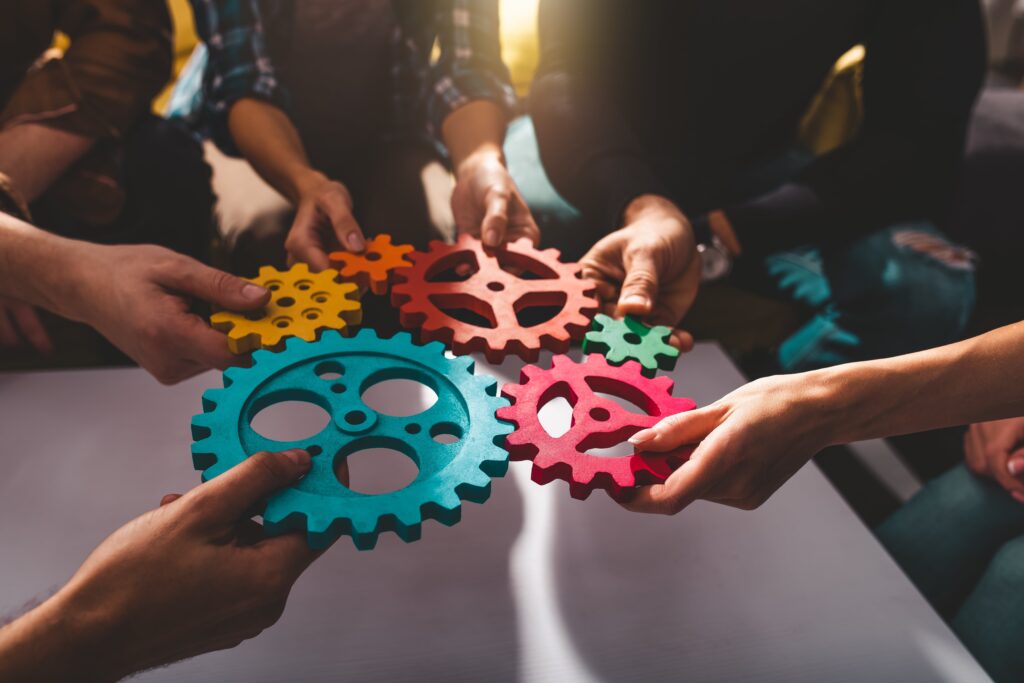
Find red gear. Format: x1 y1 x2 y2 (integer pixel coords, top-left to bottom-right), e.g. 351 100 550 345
391 235 598 363
497 353 697 500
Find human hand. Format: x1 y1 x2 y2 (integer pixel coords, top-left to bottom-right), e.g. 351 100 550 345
66 243 270 384
581 195 700 351
0 296 52 353
620 373 834 514
964 418 1024 502
0 450 318 682
452 151 540 247
284 174 366 271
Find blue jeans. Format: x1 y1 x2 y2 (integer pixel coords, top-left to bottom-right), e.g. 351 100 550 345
505 116 976 372
876 466 1024 683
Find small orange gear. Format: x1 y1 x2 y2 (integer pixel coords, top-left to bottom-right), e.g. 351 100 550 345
211 264 362 354
329 234 414 295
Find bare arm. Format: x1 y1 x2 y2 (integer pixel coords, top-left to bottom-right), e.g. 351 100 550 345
0 124 95 203
623 323 1024 514
227 98 365 267
443 100 539 247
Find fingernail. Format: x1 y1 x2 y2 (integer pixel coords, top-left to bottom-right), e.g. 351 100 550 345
1013 491 1024 505
484 228 500 247
629 429 655 446
242 283 267 301
621 294 649 308
1010 458 1024 476
284 449 312 470
346 233 365 252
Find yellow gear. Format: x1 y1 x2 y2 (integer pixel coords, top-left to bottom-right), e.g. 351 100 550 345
211 264 362 354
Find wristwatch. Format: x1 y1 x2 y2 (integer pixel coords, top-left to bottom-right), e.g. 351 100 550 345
693 210 735 282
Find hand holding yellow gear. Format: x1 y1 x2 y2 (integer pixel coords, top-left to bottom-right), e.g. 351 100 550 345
211 264 362 354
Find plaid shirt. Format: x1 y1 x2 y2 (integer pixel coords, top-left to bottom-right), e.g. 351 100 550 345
172 0 516 154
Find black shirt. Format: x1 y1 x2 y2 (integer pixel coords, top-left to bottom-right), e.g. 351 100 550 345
529 0 986 254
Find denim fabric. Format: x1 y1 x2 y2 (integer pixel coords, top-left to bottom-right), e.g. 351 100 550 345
767 223 975 372
506 116 976 370
877 466 1024 683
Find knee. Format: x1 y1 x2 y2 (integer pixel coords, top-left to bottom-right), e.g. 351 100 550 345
832 224 976 353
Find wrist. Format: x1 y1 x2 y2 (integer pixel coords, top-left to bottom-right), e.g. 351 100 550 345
454 145 505 180
289 169 330 205
0 588 124 682
623 194 686 225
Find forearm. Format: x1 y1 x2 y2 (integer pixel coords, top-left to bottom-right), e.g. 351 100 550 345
820 323 1024 444
442 101 507 173
0 589 121 682
0 124 95 203
227 99 322 205
0 212 85 316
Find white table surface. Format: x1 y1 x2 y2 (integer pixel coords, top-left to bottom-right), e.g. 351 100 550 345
0 343 988 682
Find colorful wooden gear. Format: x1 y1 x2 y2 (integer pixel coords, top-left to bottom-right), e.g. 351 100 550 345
210 264 362 354
329 233 414 295
190 329 512 550
583 314 680 377
391 234 599 363
498 353 697 500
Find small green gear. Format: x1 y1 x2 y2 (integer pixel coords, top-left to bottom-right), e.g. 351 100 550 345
582 314 680 378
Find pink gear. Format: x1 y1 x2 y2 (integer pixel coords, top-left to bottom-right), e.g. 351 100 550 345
498 353 697 500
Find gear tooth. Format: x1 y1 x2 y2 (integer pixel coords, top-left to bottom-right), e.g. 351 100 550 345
251 348 276 364
653 375 675 392
256 265 276 279
424 339 448 357
284 335 306 351
221 367 243 388
320 329 344 344
201 388 224 411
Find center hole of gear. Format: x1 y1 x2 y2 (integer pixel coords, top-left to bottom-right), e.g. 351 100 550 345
366 252 382 261
487 281 505 292
345 410 367 425
337 446 419 494
250 399 330 442
624 332 642 345
362 378 438 416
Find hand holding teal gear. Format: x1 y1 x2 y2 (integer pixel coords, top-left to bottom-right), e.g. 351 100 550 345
190 329 512 550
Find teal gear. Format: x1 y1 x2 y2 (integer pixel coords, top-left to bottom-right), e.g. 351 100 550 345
582 314 680 378
190 329 512 550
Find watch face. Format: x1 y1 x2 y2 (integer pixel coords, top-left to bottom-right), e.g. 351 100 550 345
699 243 733 282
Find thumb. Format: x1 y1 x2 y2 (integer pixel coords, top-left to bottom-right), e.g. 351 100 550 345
482 189 510 247
630 406 721 452
189 450 312 524
617 250 659 315
164 258 270 311
620 438 725 515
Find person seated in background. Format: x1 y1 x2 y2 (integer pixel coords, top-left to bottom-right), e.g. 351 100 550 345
0 210 268 385
0 449 318 681
0 0 215 357
529 0 985 372
172 0 539 274
621 321 1024 682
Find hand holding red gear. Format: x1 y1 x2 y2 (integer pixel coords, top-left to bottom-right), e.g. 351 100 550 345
391 234 599 363
498 353 697 500
329 233 414 295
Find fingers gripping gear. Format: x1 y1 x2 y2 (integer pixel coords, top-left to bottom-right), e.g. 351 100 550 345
210 264 362 354
583 314 680 378
190 329 512 550
497 354 697 500
329 234 414 295
391 234 599 363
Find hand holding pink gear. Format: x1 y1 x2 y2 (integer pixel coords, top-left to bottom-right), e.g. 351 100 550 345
390 235 599 363
497 353 697 500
